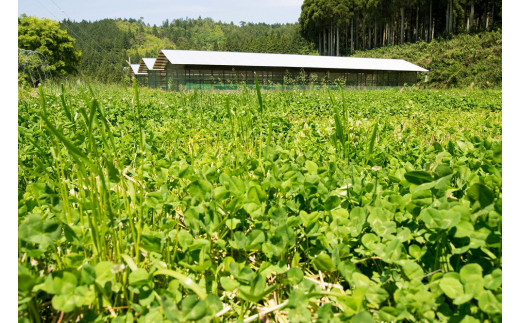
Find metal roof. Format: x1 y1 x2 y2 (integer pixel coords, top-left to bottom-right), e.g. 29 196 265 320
129 64 147 76
153 50 428 72
138 58 161 73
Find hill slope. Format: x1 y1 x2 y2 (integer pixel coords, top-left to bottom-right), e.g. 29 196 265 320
352 31 502 88
60 18 315 83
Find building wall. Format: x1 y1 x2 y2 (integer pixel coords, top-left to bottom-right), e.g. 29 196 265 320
164 63 418 90
148 70 168 89
136 75 147 86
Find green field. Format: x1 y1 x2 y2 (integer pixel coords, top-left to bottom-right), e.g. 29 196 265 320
18 83 502 322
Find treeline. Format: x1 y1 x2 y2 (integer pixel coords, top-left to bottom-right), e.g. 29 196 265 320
299 0 502 56
156 18 314 55
59 18 315 83
60 19 134 83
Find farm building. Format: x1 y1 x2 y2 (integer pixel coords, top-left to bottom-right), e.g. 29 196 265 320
138 58 166 89
150 50 428 91
128 63 147 85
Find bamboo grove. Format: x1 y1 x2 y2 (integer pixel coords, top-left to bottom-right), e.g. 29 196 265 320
299 0 502 56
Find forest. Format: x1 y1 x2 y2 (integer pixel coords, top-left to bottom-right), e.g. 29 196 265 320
58 18 315 83
300 0 502 56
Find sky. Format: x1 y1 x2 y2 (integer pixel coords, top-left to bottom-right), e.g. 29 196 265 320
18 0 305 25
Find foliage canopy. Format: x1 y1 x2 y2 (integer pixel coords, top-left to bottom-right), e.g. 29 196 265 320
18 15 81 84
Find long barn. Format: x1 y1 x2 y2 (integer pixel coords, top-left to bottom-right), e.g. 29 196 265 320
149 50 428 90
138 58 166 89
128 63 147 86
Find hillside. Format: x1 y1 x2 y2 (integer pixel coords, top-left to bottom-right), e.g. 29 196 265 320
59 18 315 83
352 30 502 88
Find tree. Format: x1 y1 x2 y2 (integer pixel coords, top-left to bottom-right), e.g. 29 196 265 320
18 15 81 82
299 0 501 56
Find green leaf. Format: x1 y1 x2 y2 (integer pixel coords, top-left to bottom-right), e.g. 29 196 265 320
454 293 474 305
181 295 208 321
161 295 182 322
408 244 424 260
106 159 120 182
352 311 373 323
230 231 247 250
404 171 434 185
379 238 402 263
227 176 246 196
94 262 115 288
312 253 335 272
378 307 399 321
459 263 484 297
237 266 255 282
400 260 424 280
324 196 341 210
18 213 62 250
478 290 501 314
81 264 96 285
18 265 36 292
361 233 379 250
467 183 494 208
220 277 239 291
154 269 207 299
459 315 481 323
454 221 474 238
177 230 194 251
371 220 396 239
349 207 367 237
188 179 213 197
140 233 162 253
365 285 388 307
305 160 319 175
129 268 150 288
439 276 464 299
205 294 223 316
351 272 371 288
285 268 304 285
214 186 230 201
45 271 78 295
251 274 267 296
121 254 138 271
299 211 321 227
238 275 276 302
52 294 77 313
225 218 241 230
316 303 334 322
420 208 460 230
483 269 502 290
247 185 267 204
434 165 453 178
246 229 265 250
71 285 95 308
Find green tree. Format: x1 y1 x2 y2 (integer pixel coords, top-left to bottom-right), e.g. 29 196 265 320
18 15 81 82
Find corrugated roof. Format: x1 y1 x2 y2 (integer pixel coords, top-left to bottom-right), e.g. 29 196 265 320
153 50 428 72
138 58 161 73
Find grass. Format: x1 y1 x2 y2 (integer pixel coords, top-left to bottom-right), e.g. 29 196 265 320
18 83 502 322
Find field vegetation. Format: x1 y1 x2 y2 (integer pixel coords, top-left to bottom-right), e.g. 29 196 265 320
18 82 501 322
